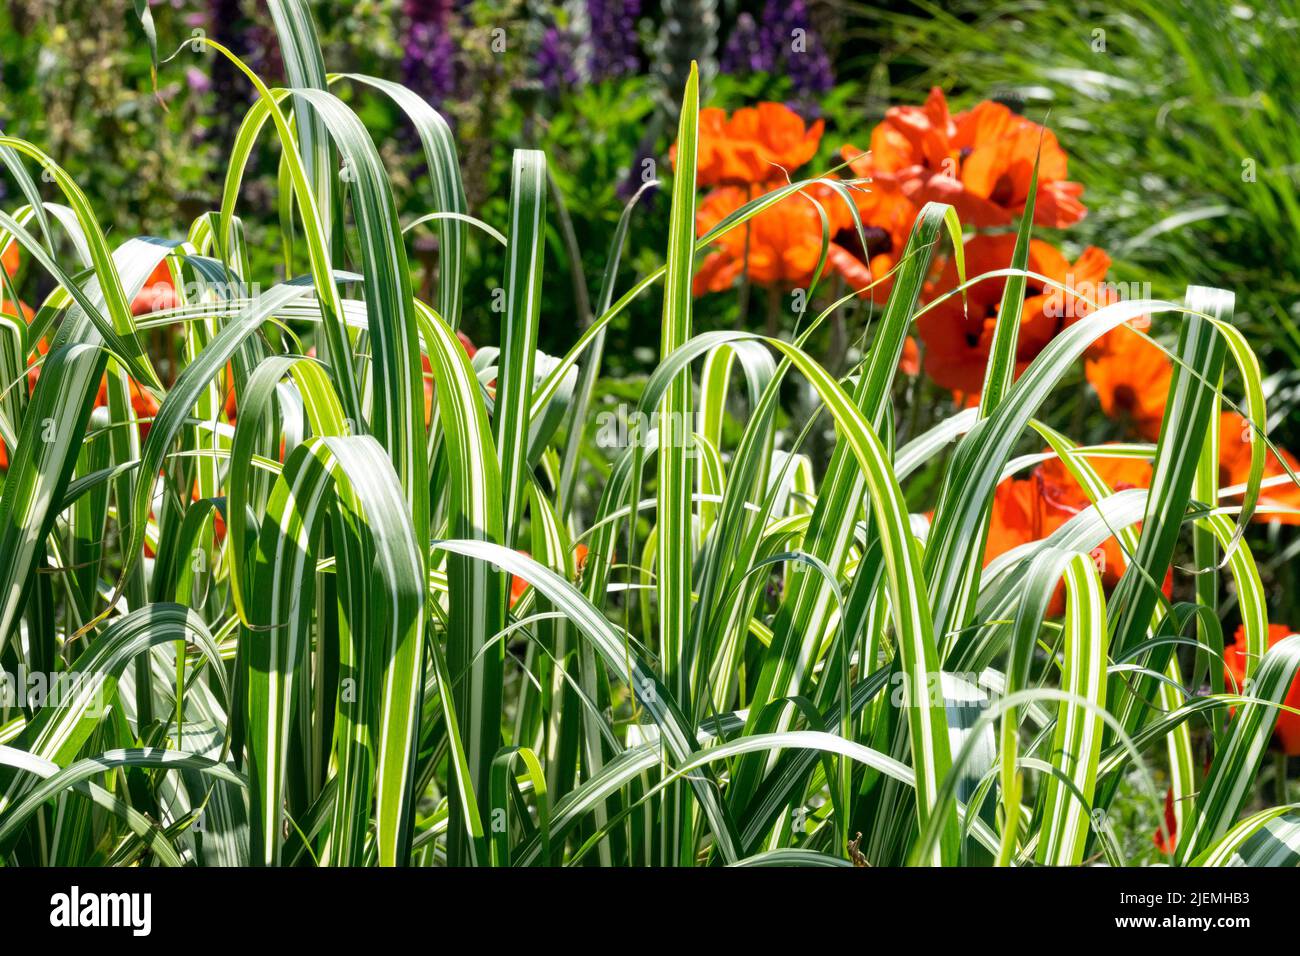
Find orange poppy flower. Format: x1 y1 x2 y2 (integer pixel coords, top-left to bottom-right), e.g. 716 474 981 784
2 366 158 467
0 283 157 465
23 334 49 394
898 336 921 377
674 103 824 188
509 551 532 606
950 99 1086 228
1036 453 1155 595
456 330 477 359
1224 623 1300 754
692 182 855 295
862 87 1086 229
0 298 37 471
509 544 592 608
1085 325 1172 442
984 449 1162 615
6 247 176 315
984 471 1043 561
1055 246 1124 338
131 259 177 316
871 86 954 172
822 146 920 299
1218 411 1300 525
224 362 239 423
1153 786 1179 854
421 330 478 425
1 297 33 324
94 375 160 442
917 233 1111 395
189 479 228 545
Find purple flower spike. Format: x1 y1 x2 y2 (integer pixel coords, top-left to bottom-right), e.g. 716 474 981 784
537 27 581 93
723 0 835 96
587 0 641 81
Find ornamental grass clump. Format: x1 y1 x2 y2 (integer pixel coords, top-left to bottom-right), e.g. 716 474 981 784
0 0 1298 868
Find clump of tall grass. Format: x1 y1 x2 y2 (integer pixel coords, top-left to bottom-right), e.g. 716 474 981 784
0 0 1297 867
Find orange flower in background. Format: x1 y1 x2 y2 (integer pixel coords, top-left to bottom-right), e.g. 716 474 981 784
676 103 824 187
1224 623 1300 754
1153 786 1179 854
1218 411 1300 525
456 329 477 359
5 332 172 466
509 543 592 608
94 375 160 442
864 86 956 179
951 99 1086 228
1085 325 1172 442
1059 246 1124 340
861 86 1086 229
0 295 37 470
1037 453 1155 596
898 336 921 377
189 479 227 545
1 241 32 323
224 362 239 423
23 335 49 393
693 182 854 295
984 471 1042 561
822 146 919 299
1 338 156 468
983 449 1161 615
5 245 175 316
1 245 52 403
1 296 33 324
131 259 177 316
917 233 1111 395
421 330 479 425
509 550 532 606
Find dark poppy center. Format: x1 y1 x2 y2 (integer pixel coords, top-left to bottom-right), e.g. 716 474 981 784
862 226 891 256
837 226 891 259
990 172 1018 206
